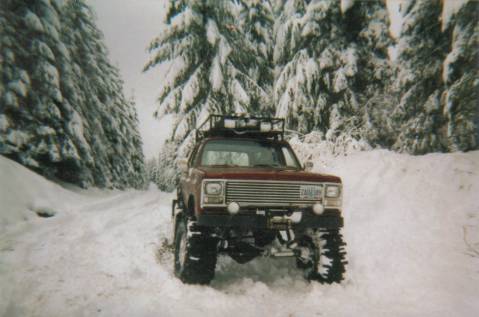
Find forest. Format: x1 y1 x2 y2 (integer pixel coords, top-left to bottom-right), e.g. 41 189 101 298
145 0 478 191
0 0 145 188
0 0 477 191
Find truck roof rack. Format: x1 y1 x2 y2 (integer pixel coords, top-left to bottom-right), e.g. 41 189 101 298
195 115 285 141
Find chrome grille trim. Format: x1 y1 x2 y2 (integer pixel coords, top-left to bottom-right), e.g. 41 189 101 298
226 180 323 207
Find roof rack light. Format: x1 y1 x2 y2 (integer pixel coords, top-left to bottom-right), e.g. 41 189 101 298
196 114 285 141
260 122 272 132
224 119 236 129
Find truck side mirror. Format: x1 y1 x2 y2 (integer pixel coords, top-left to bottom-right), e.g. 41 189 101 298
178 158 189 173
304 161 314 172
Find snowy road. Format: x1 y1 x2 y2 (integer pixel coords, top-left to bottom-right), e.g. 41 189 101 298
1 151 478 317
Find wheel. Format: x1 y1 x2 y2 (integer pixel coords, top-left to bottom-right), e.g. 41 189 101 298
299 229 347 284
174 217 217 284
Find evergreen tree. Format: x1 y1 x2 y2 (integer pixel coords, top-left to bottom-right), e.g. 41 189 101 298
343 0 393 147
61 0 146 188
238 0 275 114
392 0 448 154
145 157 159 186
154 140 178 192
442 0 478 151
145 0 272 189
273 0 333 134
0 0 146 188
1 0 70 174
274 0 391 145
144 0 269 146
273 0 305 72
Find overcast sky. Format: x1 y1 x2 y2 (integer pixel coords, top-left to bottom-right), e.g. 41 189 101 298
88 0 402 159
88 0 171 160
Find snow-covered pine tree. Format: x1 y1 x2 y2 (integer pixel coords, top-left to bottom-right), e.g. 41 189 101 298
273 0 305 72
61 0 146 188
274 0 392 147
238 0 275 114
0 0 145 188
154 140 178 192
0 0 77 176
145 0 270 142
145 0 272 188
442 0 478 151
273 0 329 134
124 96 147 188
342 0 394 148
392 0 448 154
145 157 159 186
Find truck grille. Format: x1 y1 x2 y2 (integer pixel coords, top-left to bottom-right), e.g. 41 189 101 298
225 180 322 207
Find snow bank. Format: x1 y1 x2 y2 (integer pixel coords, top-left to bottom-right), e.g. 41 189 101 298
0 156 83 232
0 150 478 316
317 150 479 316
289 131 371 164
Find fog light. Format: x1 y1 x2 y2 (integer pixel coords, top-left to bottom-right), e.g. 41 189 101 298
312 203 324 215
324 198 340 207
227 202 240 214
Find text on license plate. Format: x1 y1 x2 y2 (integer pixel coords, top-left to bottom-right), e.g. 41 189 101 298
300 185 322 200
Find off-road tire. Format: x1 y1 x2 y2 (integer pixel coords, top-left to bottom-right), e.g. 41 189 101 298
300 229 347 284
174 218 217 284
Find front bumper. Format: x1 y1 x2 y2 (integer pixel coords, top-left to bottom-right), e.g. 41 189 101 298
196 210 343 230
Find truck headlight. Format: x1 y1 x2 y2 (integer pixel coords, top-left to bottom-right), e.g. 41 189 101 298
204 182 223 195
325 185 340 198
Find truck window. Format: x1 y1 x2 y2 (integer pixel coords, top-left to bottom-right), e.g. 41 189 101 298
199 139 300 169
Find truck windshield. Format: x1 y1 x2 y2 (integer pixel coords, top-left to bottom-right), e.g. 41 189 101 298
199 139 301 169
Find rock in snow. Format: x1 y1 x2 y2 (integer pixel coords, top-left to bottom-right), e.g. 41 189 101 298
0 149 478 316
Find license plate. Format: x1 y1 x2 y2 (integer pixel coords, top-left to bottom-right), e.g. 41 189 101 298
300 185 322 200
268 216 291 230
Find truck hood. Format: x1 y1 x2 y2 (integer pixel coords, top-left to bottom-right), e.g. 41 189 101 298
197 167 341 183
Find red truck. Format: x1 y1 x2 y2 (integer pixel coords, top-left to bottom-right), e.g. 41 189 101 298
172 115 346 284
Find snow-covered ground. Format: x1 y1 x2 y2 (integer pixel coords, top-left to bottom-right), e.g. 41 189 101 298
0 150 478 317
